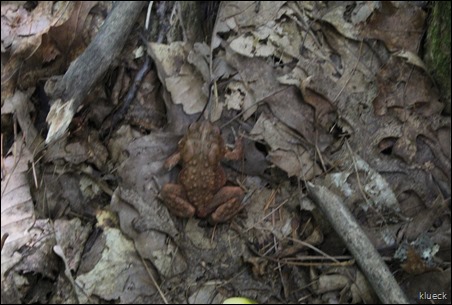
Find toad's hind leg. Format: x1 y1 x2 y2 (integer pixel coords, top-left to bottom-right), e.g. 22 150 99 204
161 183 196 218
207 186 244 224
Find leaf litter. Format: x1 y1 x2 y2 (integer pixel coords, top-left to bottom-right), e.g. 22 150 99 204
1 1 450 303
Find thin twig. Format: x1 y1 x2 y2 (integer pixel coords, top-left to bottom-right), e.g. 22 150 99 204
139 252 169 304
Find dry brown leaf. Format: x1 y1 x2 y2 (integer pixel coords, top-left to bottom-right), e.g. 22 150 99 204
250 113 321 179
321 2 380 40
0 140 61 303
300 77 337 131
187 42 210 81
394 50 427 72
215 1 287 34
110 187 186 277
1 2 104 100
323 151 401 214
48 1 100 62
44 129 108 169
148 42 207 115
54 218 91 273
374 57 443 117
359 2 426 52
108 128 187 276
1 2 73 97
75 210 157 303
1 139 35 264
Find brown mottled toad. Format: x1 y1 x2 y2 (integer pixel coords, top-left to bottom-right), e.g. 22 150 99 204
161 121 244 224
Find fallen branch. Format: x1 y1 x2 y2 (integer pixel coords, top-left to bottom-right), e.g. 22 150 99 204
306 182 409 304
45 1 146 144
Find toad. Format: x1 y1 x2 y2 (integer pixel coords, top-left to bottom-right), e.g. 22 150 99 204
161 121 244 224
